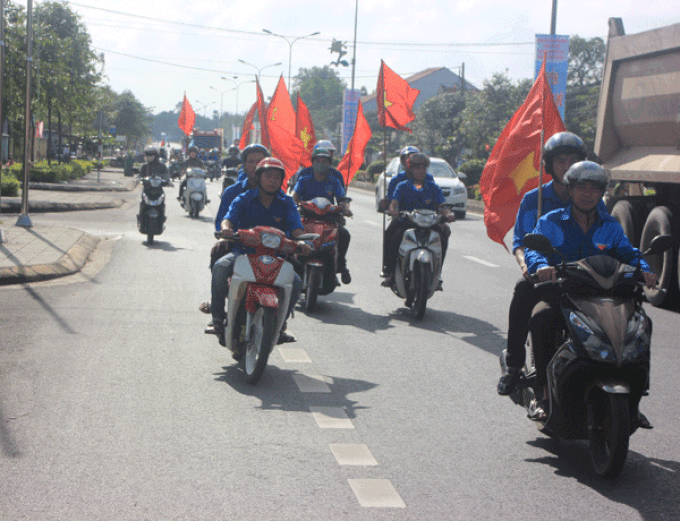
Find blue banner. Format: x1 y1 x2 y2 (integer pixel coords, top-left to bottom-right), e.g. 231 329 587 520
535 34 569 120
341 89 363 155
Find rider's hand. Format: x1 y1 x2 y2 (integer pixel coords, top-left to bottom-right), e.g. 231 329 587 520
445 213 456 223
297 241 312 256
535 266 557 284
342 207 353 217
643 271 658 289
218 228 235 239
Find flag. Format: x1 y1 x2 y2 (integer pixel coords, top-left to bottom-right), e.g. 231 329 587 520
256 79 270 149
479 58 565 249
295 93 316 168
177 94 195 136
337 102 372 185
266 76 305 184
377 60 420 132
239 102 257 149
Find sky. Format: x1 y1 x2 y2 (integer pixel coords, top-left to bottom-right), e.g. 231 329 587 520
60 0 680 120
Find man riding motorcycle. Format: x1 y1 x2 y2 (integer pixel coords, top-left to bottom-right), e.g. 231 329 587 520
288 140 346 192
178 145 205 200
524 161 657 421
140 146 169 182
222 144 242 170
208 157 312 346
291 147 353 284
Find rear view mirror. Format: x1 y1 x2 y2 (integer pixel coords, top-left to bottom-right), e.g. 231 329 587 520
643 235 673 256
523 233 554 254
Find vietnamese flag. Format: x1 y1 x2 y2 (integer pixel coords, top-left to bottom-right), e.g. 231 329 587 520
377 60 420 133
295 93 316 168
178 94 195 136
266 76 305 184
337 101 372 185
256 78 271 149
239 102 257 149
479 59 565 249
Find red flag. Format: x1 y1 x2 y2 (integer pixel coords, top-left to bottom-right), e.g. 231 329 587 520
337 102 372 185
239 102 257 149
295 93 316 168
479 59 565 249
256 79 271 149
377 60 420 133
266 76 305 184
177 94 195 136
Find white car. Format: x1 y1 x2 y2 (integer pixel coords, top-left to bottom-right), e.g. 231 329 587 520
375 156 468 218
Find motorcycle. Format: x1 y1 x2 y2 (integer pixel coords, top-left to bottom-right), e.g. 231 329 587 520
181 167 208 218
206 160 220 181
137 174 169 244
501 233 673 479
168 160 181 180
296 196 349 312
387 208 450 319
221 166 239 195
219 226 317 384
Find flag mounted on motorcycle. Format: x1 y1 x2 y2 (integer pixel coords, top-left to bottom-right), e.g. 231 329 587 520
178 94 195 136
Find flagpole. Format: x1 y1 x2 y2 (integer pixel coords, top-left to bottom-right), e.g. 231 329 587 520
381 126 388 271
537 52 548 221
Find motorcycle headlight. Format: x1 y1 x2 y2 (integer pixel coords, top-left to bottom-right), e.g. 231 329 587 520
622 312 650 362
569 311 616 362
149 177 162 188
261 232 282 249
427 232 441 247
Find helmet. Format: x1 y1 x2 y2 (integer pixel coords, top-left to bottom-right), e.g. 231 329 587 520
228 144 240 155
255 157 286 181
211 148 218 155
314 140 336 152
188 145 198 154
407 152 430 168
543 132 587 175
144 146 159 158
400 146 420 160
241 143 269 164
311 147 332 160
563 161 608 190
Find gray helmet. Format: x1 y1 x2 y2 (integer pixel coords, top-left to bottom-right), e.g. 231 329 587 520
563 161 608 190
188 145 198 154
241 143 269 164
543 132 587 176
228 144 240 155
144 146 159 159
314 140 336 152
311 147 332 160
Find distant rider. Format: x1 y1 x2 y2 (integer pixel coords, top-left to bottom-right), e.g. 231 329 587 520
178 145 205 200
222 145 242 170
288 140 346 192
140 146 169 182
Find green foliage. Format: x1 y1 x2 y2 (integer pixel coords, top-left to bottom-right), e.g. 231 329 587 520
294 66 346 136
366 160 385 176
412 91 466 164
9 161 90 183
457 159 487 186
1 172 21 197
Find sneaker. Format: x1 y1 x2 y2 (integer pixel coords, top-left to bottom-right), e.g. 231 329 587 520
341 269 351 284
497 367 521 395
277 330 297 344
204 321 218 335
436 279 443 291
381 276 393 287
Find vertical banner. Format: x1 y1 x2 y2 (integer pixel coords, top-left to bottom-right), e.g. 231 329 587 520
341 89 363 155
535 34 569 120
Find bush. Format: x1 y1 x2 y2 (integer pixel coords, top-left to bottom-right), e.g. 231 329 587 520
8 160 91 183
467 184 482 201
1 172 20 196
366 160 385 176
458 159 487 187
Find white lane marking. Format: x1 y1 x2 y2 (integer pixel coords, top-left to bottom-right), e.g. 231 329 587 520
293 373 331 393
330 444 378 466
364 220 382 227
348 479 406 508
309 407 355 428
278 347 312 363
463 255 499 268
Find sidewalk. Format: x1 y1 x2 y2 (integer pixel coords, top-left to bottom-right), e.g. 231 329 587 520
0 167 135 285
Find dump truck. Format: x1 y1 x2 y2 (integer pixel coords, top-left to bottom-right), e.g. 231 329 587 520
595 18 680 307
192 129 223 158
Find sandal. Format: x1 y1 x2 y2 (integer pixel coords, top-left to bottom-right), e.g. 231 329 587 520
638 411 653 429
198 301 211 314
528 398 548 422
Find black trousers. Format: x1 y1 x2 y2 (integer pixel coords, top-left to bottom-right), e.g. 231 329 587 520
337 226 350 272
528 292 563 391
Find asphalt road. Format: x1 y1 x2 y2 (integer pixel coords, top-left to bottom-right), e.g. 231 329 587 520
1 180 679 520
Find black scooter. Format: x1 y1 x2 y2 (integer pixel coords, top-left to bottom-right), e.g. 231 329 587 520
501 233 672 479
137 175 170 244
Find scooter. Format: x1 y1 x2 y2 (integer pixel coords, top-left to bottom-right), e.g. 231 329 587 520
387 208 449 319
137 174 169 244
206 160 220 181
220 226 316 384
168 160 181 180
296 196 349 312
181 167 208 218
501 233 673 479
221 166 239 194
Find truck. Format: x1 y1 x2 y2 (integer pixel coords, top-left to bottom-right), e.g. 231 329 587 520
595 18 680 307
192 129 223 159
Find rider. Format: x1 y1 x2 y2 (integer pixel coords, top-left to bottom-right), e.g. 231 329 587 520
140 146 169 182
178 145 205 200
222 144 242 170
497 131 590 396
288 140 346 192
382 153 454 286
291 147 353 284
524 161 657 421
209 157 312 346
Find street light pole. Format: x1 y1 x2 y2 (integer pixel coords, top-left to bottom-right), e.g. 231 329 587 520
262 29 320 88
209 86 235 137
17 0 34 227
221 76 254 116
238 59 283 81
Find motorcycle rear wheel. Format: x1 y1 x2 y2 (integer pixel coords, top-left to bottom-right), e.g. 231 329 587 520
412 262 430 319
305 269 321 312
242 306 277 385
146 233 154 245
587 389 630 479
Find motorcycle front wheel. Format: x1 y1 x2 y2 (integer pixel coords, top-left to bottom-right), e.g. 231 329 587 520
146 233 154 245
305 268 321 312
242 306 277 385
412 262 430 319
587 389 630 479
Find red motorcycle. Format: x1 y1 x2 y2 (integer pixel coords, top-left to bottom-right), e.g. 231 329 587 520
296 196 350 312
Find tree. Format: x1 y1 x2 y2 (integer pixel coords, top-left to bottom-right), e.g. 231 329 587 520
113 90 149 149
412 91 466 163
293 66 346 138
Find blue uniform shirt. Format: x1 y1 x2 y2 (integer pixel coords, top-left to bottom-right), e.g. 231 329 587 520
525 204 651 274
293 174 346 204
215 178 252 232
392 179 445 212
386 171 435 201
236 167 247 183
298 166 345 188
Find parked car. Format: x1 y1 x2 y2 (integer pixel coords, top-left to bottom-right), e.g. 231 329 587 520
375 156 468 218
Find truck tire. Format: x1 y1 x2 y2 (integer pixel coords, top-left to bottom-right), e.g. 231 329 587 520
640 206 679 307
611 200 644 248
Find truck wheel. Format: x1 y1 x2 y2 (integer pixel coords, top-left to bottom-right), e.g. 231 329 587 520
640 206 678 307
611 200 644 248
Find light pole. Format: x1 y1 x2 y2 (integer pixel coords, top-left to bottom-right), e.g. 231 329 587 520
195 100 216 120
262 29 320 88
209 85 235 136
238 59 282 81
221 76 255 116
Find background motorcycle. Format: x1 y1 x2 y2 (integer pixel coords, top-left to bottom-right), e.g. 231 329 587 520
168 160 181 180
221 167 239 194
137 174 169 244
181 167 208 218
501 233 673 479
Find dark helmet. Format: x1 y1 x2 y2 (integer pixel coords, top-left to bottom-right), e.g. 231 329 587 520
563 161 608 190
407 152 430 169
255 157 286 182
311 147 332 160
210 147 219 155
543 132 587 176
228 144 240 155
241 143 269 164
188 145 198 154
144 146 159 159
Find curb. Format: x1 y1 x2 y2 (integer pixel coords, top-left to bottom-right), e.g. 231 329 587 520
0 199 125 214
0 231 100 285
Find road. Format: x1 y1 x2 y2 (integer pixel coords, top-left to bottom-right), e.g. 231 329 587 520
1 180 679 520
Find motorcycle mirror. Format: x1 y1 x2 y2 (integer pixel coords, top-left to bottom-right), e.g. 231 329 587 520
338 196 352 204
642 234 673 256
523 233 554 254
297 233 320 241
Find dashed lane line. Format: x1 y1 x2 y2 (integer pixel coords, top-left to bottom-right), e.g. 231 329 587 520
330 444 378 466
309 407 355 429
278 347 312 363
293 373 332 393
463 255 499 267
348 479 406 508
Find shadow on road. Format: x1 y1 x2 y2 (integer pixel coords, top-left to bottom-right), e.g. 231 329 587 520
296 292 396 334
143 240 185 251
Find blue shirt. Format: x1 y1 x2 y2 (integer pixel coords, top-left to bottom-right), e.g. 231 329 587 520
293 174 346 204
236 167 247 183
392 179 445 212
215 179 252 232
512 181 607 252
525 205 651 274
386 171 434 200
297 166 345 188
